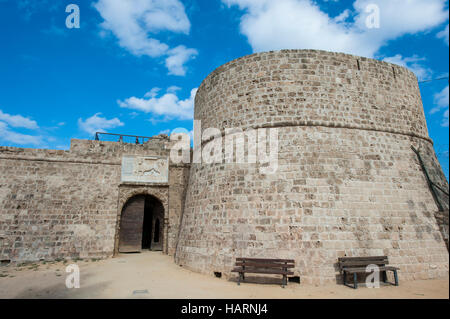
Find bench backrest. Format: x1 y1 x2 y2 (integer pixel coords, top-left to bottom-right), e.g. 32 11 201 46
338 256 389 271
236 258 295 269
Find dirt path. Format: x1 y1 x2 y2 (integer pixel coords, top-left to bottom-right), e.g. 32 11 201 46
0 252 448 299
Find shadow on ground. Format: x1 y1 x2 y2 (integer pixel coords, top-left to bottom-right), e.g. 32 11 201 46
12 272 112 299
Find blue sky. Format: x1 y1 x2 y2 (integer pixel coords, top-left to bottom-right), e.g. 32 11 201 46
0 0 448 178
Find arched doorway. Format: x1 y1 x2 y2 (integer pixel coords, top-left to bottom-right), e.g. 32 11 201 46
118 194 164 253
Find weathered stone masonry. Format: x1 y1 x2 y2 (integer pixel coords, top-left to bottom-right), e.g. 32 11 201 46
175 49 449 284
0 49 448 285
0 138 190 262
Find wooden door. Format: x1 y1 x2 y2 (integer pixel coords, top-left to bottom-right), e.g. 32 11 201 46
119 196 145 253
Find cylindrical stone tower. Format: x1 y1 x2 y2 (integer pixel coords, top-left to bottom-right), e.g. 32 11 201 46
175 49 449 284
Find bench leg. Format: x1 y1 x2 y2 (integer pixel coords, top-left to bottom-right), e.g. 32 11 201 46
343 271 353 289
282 275 287 288
237 272 242 286
353 273 358 289
393 270 399 286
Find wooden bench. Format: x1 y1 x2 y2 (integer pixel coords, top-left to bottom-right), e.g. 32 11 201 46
338 256 399 289
231 258 295 288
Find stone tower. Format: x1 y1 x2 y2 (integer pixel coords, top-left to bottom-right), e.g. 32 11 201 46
175 49 449 284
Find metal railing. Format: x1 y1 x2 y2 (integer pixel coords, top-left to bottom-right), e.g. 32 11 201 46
94 132 166 144
412 146 449 212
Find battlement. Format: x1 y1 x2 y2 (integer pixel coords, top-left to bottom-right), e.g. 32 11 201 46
196 49 428 143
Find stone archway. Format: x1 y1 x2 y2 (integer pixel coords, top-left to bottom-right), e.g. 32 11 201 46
114 186 169 255
118 194 165 253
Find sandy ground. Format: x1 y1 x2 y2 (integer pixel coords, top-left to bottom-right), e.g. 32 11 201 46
0 251 448 299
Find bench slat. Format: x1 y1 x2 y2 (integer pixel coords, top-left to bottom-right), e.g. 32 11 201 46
338 256 387 262
343 266 399 273
339 260 388 268
236 257 295 263
338 256 389 269
232 267 294 275
340 259 388 263
233 257 296 287
236 262 295 268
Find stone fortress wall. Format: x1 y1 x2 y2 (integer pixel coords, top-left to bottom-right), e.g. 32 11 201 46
0 138 190 263
0 49 448 285
175 49 449 284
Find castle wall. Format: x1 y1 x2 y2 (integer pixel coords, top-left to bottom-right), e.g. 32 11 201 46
168 165 191 256
0 49 447 284
0 139 189 263
195 50 429 140
175 49 449 284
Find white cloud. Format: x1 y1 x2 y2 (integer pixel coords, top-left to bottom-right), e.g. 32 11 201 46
333 9 351 23
442 109 449 127
437 24 449 46
93 0 196 76
144 87 161 98
77 113 124 135
165 46 198 76
167 86 181 93
430 85 449 127
383 54 432 81
0 109 39 129
0 109 56 146
431 85 449 113
128 111 139 118
435 85 449 108
0 121 42 145
16 0 62 20
118 87 197 121
223 0 449 58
